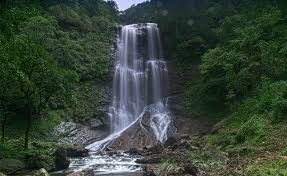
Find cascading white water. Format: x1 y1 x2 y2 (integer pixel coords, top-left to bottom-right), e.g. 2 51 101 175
70 23 171 174
110 23 171 142
110 24 146 133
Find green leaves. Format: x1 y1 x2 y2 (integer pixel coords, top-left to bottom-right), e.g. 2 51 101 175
0 0 116 147
1 35 78 113
176 37 207 65
199 7 287 106
236 115 268 143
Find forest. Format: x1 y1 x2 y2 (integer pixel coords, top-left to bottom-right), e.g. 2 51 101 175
1 0 287 176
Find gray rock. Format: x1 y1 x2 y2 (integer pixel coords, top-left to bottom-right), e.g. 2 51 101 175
54 147 70 170
136 156 163 164
56 120 109 147
33 168 49 176
109 112 157 151
0 172 6 176
164 135 179 148
66 145 89 157
211 118 228 134
0 159 25 174
25 154 47 170
143 144 164 155
183 164 198 176
143 165 158 176
67 170 95 176
124 148 142 155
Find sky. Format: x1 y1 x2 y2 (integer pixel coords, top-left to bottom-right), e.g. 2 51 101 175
113 0 147 11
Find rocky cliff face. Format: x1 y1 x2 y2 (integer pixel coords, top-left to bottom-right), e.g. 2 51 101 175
108 112 158 151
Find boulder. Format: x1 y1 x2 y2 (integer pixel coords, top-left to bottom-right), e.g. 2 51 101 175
106 150 120 156
25 154 47 169
136 155 164 164
144 170 156 176
0 172 6 176
183 164 198 176
33 168 49 176
54 147 70 170
124 148 142 155
143 165 157 176
137 150 188 165
136 157 161 164
211 119 228 134
66 145 89 158
0 159 25 174
67 170 95 176
165 133 194 150
164 135 179 148
171 140 193 151
143 144 164 155
179 134 191 140
109 112 157 151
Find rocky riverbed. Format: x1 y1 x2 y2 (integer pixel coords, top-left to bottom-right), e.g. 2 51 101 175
0 88 215 176
0 112 214 176
46 133 199 176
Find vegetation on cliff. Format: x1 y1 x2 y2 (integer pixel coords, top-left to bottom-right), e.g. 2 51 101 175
0 0 117 171
123 0 287 175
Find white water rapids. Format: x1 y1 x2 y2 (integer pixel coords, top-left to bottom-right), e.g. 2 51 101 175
69 23 172 175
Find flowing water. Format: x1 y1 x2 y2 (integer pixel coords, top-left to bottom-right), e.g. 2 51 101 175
69 23 171 175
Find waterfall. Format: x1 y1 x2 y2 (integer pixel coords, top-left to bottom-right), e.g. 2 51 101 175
87 23 171 150
110 23 171 143
110 24 145 132
71 23 171 174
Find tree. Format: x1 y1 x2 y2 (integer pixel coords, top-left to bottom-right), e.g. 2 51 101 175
7 36 78 149
199 7 287 106
107 0 118 13
0 44 19 143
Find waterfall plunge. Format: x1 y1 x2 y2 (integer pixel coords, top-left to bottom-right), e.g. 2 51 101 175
110 23 171 143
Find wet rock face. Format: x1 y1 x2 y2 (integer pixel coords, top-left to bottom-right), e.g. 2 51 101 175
108 112 158 151
142 144 164 156
0 159 25 174
66 145 89 158
164 135 179 148
67 170 95 176
55 120 109 147
183 164 198 176
33 168 49 176
124 148 142 155
164 133 194 150
25 155 47 170
54 148 70 171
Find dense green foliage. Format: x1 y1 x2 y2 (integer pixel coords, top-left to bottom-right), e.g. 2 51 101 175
1 0 287 174
0 0 117 152
123 0 287 174
123 0 287 115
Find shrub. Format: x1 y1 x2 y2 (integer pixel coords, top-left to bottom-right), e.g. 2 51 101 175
156 160 181 176
247 159 287 176
207 131 236 148
236 115 268 143
256 81 287 122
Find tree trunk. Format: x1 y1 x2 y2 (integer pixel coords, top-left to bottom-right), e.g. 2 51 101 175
24 116 31 149
24 98 32 149
1 114 7 144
